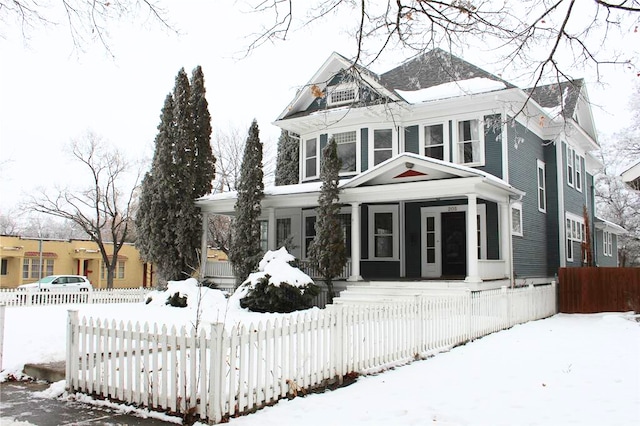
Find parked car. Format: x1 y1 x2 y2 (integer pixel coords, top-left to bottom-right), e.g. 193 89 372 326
18 275 93 292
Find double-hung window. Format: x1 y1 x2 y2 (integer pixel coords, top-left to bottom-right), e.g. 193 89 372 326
537 160 547 213
276 218 292 248
259 220 269 253
603 231 613 257
566 213 584 262
368 205 399 260
334 131 357 173
373 129 393 165
575 154 583 192
424 123 445 160
567 146 575 187
511 203 523 237
455 119 483 165
304 138 318 179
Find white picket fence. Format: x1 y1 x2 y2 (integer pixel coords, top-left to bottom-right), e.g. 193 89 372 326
0 287 151 307
65 283 556 423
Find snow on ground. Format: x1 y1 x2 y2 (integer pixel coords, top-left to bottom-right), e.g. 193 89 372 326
1 286 639 425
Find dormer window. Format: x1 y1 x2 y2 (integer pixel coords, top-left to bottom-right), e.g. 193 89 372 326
327 83 359 106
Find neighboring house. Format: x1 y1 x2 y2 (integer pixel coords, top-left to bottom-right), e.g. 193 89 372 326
0 234 229 289
622 161 640 191
197 49 621 292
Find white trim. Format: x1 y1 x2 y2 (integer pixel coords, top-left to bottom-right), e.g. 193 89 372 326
303 137 319 180
537 159 547 213
511 202 523 237
452 116 486 166
368 205 399 260
419 120 450 162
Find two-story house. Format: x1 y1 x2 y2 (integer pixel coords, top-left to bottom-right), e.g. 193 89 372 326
197 49 622 294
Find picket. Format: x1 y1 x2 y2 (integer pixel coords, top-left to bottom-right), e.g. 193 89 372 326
66 282 557 424
0 287 150 307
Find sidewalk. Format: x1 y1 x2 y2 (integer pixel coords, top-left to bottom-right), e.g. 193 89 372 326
0 381 182 426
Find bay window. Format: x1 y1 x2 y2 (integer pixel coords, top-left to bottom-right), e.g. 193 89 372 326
304 138 317 179
455 119 483 165
373 129 393 165
424 123 445 160
334 131 357 173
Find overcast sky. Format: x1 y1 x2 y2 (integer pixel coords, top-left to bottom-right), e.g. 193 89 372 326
1 1 638 217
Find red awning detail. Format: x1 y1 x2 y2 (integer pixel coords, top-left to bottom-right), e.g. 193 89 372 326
24 252 58 258
394 169 427 178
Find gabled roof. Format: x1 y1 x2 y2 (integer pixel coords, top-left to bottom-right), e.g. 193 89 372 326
380 48 515 93
526 79 583 119
341 153 524 197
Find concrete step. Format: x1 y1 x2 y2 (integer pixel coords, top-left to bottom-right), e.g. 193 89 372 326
23 361 65 383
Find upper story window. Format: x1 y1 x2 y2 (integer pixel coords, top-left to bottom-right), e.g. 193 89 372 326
567 146 575 187
575 153 583 192
304 138 317 179
424 123 446 160
454 118 484 166
327 83 359 106
334 131 357 173
537 160 547 213
373 129 393 166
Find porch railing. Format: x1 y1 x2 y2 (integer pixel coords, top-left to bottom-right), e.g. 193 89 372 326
204 260 352 281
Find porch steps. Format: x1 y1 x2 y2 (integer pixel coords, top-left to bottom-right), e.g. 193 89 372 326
333 281 470 305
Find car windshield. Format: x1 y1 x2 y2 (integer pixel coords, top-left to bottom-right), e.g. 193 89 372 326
36 276 57 284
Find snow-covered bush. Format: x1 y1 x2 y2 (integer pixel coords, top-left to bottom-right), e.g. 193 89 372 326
233 248 319 313
145 277 227 308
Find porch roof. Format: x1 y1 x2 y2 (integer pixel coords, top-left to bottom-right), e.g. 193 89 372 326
197 154 525 215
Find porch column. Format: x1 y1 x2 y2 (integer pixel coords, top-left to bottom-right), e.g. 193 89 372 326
465 194 481 283
268 208 276 250
500 201 512 280
199 211 210 282
348 202 363 281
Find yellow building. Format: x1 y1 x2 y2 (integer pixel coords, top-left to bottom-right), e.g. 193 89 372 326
0 235 228 289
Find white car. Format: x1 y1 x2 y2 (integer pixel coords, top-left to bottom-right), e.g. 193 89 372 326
18 275 93 292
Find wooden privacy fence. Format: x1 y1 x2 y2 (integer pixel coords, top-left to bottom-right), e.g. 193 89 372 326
0 287 151 307
66 283 556 424
558 267 640 313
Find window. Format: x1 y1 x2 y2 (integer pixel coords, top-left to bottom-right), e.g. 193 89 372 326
603 231 613 257
566 214 584 262
22 258 52 279
338 213 352 257
327 83 358 106
334 131 357 173
276 218 292 248
304 215 316 258
1 259 7 275
567 146 575 187
455 119 483 165
304 138 317 179
537 160 547 213
575 154 583 192
101 261 125 279
259 220 269 253
511 203 523 236
368 205 399 260
373 129 393 165
424 124 445 160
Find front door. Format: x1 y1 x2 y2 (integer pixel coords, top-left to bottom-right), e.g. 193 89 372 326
441 212 467 277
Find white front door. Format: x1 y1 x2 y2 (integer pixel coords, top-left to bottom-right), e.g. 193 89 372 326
421 211 441 277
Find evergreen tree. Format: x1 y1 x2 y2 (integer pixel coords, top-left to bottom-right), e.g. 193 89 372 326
229 120 264 284
309 138 347 304
136 67 216 286
275 129 299 185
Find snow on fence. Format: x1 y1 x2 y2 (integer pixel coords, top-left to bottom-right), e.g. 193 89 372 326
0 287 151 307
65 283 556 423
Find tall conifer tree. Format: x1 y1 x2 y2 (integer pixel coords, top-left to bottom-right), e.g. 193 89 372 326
309 138 346 303
275 129 299 186
136 67 215 285
229 120 264 284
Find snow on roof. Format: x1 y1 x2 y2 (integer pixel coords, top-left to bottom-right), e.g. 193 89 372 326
395 78 507 104
594 217 626 235
199 181 324 202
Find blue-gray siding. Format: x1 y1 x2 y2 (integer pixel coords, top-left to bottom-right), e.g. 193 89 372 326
508 120 552 278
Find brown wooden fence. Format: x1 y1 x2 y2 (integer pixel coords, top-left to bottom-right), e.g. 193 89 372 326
558 267 640 313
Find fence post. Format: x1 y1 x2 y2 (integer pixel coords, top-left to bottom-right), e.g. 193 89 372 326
465 289 472 341
414 295 423 357
551 280 557 315
332 305 344 384
501 286 509 329
0 304 5 372
528 284 535 321
66 310 79 391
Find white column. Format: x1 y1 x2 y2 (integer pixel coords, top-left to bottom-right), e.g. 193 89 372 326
199 211 210 282
465 194 481 283
500 201 512 280
268 208 276 250
348 202 363 281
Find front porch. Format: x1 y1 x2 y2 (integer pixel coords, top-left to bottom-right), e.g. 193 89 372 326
197 154 526 296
